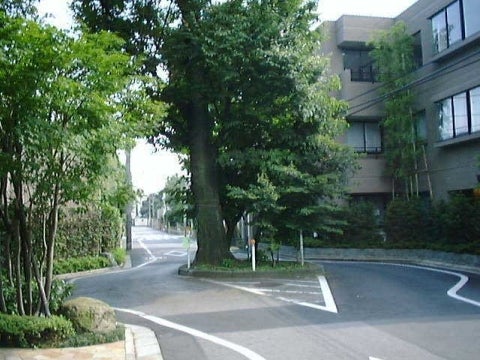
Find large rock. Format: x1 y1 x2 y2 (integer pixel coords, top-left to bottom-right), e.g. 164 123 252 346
60 297 117 334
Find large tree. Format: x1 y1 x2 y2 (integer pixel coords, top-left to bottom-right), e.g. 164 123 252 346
0 12 152 315
72 0 353 265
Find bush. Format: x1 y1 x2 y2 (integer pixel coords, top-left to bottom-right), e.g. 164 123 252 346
60 324 125 348
55 205 123 260
337 201 383 245
112 248 127 266
435 194 480 253
53 256 111 275
385 197 434 245
0 277 73 316
0 313 75 348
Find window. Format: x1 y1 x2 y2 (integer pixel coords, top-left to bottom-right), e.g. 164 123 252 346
470 87 480 132
415 110 427 141
453 93 468 136
412 32 423 68
438 86 480 140
346 121 382 153
432 10 448 53
431 0 480 54
463 0 480 37
446 1 462 46
342 49 377 82
439 98 453 140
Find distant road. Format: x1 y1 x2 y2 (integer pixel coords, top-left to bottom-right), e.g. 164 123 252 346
71 226 480 360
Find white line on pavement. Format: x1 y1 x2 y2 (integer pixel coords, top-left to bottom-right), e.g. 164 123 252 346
203 277 339 313
317 275 338 313
323 261 480 309
115 308 266 360
135 237 157 261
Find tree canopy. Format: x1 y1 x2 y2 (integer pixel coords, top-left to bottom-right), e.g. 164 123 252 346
72 0 354 264
0 8 162 315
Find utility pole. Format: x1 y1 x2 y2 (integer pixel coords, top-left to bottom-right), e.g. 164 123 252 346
125 149 133 250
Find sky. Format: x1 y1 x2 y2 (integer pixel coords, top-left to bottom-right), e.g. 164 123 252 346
36 0 418 195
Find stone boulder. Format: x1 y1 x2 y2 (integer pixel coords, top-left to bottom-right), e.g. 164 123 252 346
60 297 117 334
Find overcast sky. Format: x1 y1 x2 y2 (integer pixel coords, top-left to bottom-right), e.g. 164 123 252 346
36 0 418 195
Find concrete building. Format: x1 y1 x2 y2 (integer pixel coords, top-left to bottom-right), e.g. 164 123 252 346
323 0 480 213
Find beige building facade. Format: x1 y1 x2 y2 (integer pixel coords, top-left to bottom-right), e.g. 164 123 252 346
323 0 480 212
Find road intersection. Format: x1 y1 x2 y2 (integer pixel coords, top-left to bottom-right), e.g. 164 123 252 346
71 226 480 359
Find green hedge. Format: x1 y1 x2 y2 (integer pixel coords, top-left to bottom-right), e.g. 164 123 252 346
53 256 111 275
0 313 75 348
55 205 123 260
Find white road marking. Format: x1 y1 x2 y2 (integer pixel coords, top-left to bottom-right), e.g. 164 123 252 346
369 357 384 360
323 260 480 309
317 275 338 313
135 237 157 261
115 308 266 360
203 277 339 313
375 262 480 308
165 250 187 257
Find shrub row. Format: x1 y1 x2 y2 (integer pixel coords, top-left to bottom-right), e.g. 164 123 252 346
385 195 480 254
0 313 74 348
305 195 479 255
55 205 123 260
53 256 111 275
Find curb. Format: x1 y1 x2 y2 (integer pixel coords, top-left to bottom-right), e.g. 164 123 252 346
178 262 324 278
125 324 163 360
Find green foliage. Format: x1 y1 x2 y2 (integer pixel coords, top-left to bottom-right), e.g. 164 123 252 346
370 21 422 195
0 10 157 315
0 277 73 315
334 201 383 245
59 324 125 348
435 194 480 249
73 0 355 265
55 206 123 259
384 195 480 254
0 313 75 348
112 248 127 266
160 175 193 226
385 197 433 244
53 256 111 275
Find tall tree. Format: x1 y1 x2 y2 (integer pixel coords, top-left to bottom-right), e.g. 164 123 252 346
370 21 426 198
72 0 353 265
0 13 151 315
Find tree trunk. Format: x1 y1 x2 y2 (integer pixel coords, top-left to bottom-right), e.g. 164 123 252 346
175 0 231 265
44 191 59 307
188 100 231 265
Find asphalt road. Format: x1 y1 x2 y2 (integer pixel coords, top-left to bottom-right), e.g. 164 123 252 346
71 226 480 360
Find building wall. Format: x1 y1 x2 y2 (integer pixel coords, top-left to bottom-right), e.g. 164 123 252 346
326 0 480 201
397 0 480 199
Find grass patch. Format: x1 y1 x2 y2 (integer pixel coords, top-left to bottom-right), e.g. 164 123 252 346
194 259 315 273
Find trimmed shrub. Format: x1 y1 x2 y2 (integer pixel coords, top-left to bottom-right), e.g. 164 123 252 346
0 313 75 348
53 256 111 275
385 197 433 245
337 201 383 245
55 205 123 260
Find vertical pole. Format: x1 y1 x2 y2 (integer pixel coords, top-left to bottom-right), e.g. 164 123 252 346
125 149 132 251
299 230 304 266
251 239 256 272
247 213 252 260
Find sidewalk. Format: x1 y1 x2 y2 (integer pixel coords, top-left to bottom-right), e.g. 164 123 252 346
0 324 163 360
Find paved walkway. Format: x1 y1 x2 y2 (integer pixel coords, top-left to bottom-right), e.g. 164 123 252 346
0 324 163 360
